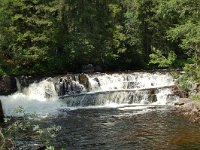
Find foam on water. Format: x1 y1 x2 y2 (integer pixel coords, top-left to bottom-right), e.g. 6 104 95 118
0 72 178 116
0 79 62 116
88 72 175 91
0 93 62 116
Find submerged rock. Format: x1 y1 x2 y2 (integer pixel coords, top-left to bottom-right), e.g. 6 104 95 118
0 76 17 95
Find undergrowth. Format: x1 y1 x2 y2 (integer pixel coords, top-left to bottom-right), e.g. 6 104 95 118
0 106 61 150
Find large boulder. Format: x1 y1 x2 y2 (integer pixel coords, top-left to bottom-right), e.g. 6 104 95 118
0 76 17 95
79 74 89 91
54 75 87 96
175 98 200 123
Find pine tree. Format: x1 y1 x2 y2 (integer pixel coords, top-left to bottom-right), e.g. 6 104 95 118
0 0 57 71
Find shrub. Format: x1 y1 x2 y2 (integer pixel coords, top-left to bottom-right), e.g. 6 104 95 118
1 107 61 149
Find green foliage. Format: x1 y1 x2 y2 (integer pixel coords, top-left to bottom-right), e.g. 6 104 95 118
0 68 6 76
191 93 200 102
149 48 177 67
64 33 95 65
1 106 61 149
0 0 57 73
46 146 55 150
169 71 179 79
0 0 199 74
177 63 200 91
177 74 192 91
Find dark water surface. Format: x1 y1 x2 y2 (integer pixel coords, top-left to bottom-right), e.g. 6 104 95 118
34 106 200 150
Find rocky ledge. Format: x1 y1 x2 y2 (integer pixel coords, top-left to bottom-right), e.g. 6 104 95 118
175 98 200 123
0 76 17 95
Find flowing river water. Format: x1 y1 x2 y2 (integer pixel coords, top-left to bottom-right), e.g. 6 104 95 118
1 72 200 149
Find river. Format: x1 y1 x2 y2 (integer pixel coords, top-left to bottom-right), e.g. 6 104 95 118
1 71 200 149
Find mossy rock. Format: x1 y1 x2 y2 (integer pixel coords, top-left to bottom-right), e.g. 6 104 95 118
78 74 89 91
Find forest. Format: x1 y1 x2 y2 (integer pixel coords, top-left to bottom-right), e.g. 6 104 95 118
0 0 199 80
1 1 200 149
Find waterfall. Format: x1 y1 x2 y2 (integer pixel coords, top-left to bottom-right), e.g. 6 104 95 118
0 78 60 116
0 72 179 116
60 72 178 106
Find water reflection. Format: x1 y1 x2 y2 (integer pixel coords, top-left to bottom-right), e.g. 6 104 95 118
40 107 200 150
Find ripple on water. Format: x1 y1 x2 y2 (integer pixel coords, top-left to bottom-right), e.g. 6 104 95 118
14 107 199 150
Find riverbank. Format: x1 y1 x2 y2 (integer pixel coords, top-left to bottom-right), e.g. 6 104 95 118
175 98 200 123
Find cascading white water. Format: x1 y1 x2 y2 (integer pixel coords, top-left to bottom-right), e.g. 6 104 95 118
0 72 179 116
88 72 174 91
61 72 178 107
0 79 61 116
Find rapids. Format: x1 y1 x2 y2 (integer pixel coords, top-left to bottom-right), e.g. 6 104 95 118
0 72 178 116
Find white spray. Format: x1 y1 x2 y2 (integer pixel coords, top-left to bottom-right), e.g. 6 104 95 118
0 72 178 116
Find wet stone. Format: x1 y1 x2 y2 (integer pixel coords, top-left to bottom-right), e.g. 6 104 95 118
79 74 90 90
0 75 17 95
149 94 157 103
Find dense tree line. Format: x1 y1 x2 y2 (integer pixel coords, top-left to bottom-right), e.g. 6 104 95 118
0 0 199 77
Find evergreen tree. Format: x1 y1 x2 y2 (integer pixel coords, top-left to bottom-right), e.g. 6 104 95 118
0 0 57 73
0 0 199 75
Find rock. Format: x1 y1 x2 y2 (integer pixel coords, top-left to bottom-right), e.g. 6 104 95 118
175 98 200 123
147 89 157 103
174 102 184 106
0 76 17 95
172 86 188 98
54 75 87 96
82 64 94 73
0 100 4 123
16 75 41 90
182 102 196 111
36 145 46 150
55 77 69 96
177 66 183 71
149 94 157 103
94 77 101 86
149 89 155 95
175 98 191 106
94 65 103 72
79 74 89 91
